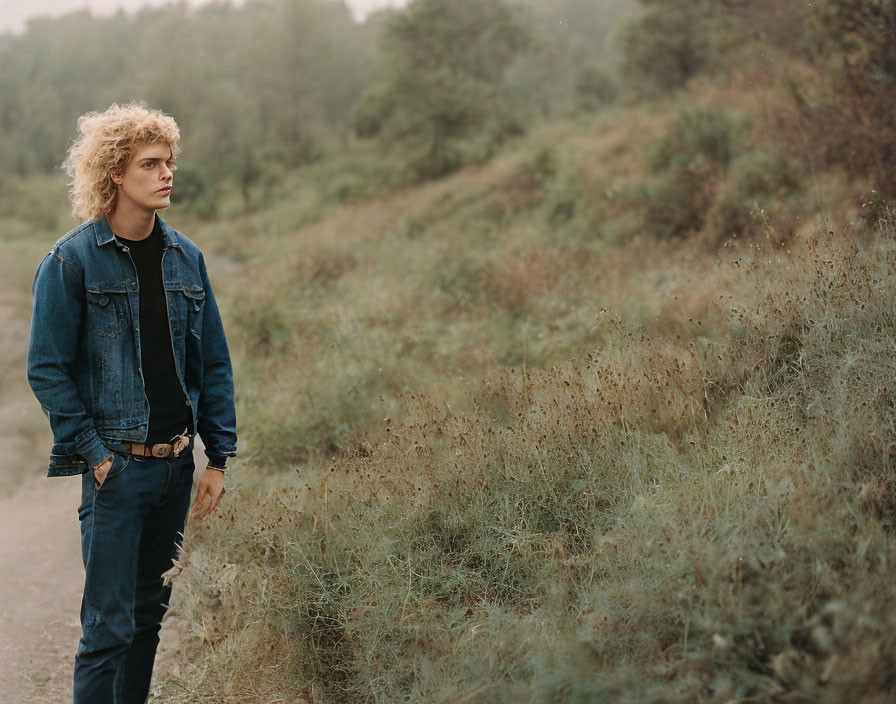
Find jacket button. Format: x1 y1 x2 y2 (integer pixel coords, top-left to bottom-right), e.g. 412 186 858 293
129 282 138 291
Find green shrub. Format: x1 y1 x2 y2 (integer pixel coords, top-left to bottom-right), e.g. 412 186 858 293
799 0 896 197
619 0 715 94
521 145 610 243
574 64 618 113
707 150 802 240
172 161 218 219
647 109 747 173
641 110 749 238
641 162 717 239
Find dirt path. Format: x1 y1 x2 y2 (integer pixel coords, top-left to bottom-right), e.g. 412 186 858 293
0 472 83 702
0 456 205 703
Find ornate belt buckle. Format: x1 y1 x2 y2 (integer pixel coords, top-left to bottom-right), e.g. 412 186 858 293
152 444 172 458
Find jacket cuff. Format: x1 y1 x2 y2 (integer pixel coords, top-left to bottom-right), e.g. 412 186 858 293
205 452 230 470
75 430 110 469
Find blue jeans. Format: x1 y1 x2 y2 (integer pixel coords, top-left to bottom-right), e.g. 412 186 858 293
74 449 195 704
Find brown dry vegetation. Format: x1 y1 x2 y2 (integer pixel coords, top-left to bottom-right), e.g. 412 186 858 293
143 67 896 703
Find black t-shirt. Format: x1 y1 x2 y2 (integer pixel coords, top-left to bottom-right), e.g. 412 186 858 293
116 221 192 444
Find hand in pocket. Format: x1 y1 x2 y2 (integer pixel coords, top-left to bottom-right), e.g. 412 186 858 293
93 455 114 487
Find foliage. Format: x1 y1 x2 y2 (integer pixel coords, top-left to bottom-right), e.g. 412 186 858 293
641 109 749 238
619 0 816 95
0 0 371 203
352 0 531 180
791 0 896 195
636 109 804 242
706 150 801 241
619 0 716 93
620 0 895 193
573 64 619 112
171 161 218 220
647 109 745 172
504 0 630 118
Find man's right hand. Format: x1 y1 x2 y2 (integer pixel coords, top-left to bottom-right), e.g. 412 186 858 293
92 455 114 486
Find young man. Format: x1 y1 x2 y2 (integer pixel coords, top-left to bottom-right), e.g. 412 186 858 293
27 103 237 704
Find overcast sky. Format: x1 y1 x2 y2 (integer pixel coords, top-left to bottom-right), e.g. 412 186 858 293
0 0 406 34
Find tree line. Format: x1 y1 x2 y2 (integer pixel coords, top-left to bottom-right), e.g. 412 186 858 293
0 0 628 204
1 0 892 212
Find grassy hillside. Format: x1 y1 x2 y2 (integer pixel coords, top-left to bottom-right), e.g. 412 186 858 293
141 70 896 703
0 177 71 494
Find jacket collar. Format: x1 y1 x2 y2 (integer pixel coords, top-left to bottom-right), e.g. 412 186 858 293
93 213 180 249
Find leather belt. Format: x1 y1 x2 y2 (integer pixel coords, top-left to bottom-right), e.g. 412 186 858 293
128 441 178 458
119 432 193 459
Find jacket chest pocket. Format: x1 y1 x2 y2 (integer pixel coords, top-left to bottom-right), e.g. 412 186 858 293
179 288 206 339
85 290 128 338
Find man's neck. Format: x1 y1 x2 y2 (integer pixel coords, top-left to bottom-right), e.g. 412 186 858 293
108 206 156 241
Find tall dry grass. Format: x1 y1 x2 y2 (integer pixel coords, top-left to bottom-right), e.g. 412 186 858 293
157 184 895 701
148 77 895 702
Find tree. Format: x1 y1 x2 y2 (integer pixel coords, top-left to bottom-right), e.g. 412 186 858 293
807 0 896 194
618 0 811 95
619 0 715 93
503 0 631 119
0 0 373 197
353 0 530 180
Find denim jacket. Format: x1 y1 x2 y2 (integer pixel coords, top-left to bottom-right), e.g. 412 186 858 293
27 214 237 477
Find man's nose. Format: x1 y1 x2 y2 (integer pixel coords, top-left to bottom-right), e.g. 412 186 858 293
161 163 173 180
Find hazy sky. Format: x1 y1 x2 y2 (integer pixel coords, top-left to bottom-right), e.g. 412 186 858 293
0 0 406 34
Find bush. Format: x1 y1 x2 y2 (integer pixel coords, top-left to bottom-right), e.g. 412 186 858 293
619 0 715 94
647 109 747 173
171 161 218 219
798 0 896 196
641 162 718 239
706 150 802 241
574 64 618 113
641 110 749 238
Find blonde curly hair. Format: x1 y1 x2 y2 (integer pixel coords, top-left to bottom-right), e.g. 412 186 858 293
63 102 181 222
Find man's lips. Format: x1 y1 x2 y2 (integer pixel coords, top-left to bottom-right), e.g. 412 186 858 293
157 186 172 195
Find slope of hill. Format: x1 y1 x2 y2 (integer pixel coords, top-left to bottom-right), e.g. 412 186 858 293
147 74 896 703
